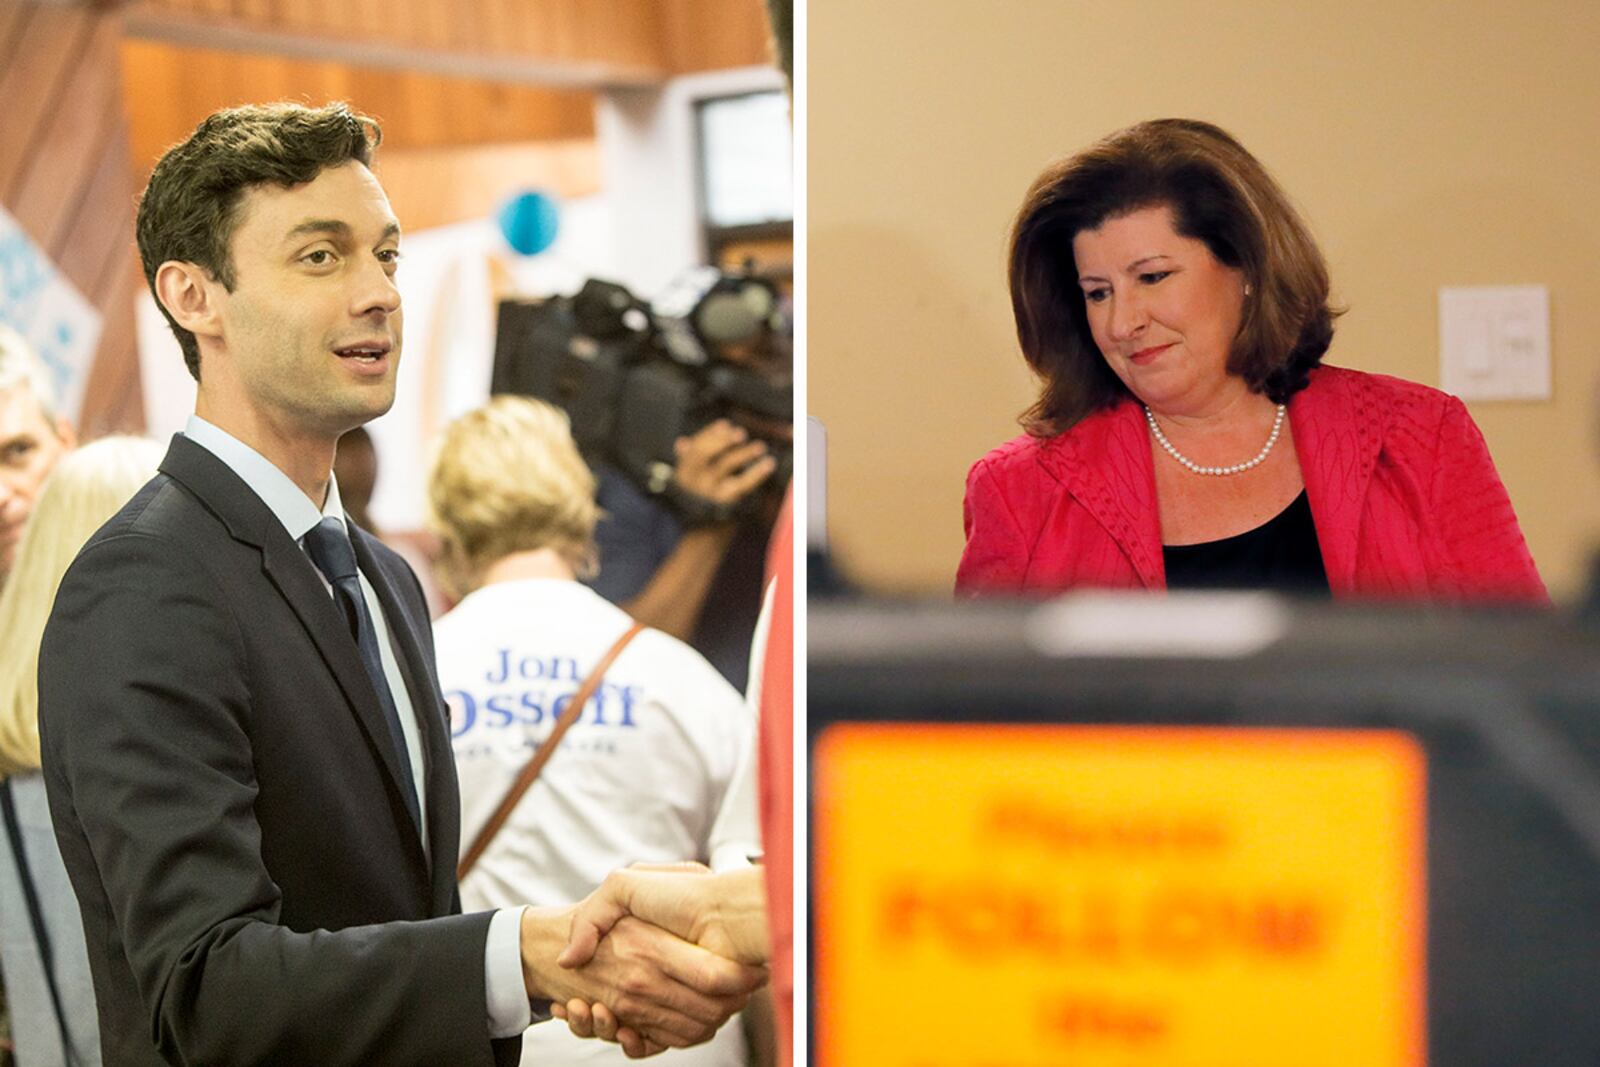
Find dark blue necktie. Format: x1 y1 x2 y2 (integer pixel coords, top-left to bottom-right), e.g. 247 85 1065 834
303 517 421 830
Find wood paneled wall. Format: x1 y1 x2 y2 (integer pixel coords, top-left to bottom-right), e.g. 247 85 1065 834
122 0 773 85
121 39 598 177
0 1 144 438
375 138 600 234
123 0 664 82
0 0 772 438
119 0 775 178
659 0 775 76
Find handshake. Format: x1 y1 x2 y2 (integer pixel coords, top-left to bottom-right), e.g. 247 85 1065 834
519 865 771 1059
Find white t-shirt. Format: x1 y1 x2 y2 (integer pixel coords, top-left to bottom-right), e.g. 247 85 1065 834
436 578 757 1067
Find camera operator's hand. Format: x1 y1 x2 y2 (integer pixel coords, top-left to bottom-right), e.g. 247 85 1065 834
672 421 776 507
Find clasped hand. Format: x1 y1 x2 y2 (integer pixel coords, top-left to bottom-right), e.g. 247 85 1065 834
543 863 772 1057
520 865 768 1059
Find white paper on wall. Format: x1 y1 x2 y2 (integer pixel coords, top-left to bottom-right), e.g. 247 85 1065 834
367 199 616 533
0 204 102 421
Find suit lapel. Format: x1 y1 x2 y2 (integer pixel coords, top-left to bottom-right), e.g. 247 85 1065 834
1291 367 1387 595
1038 401 1165 589
351 531 460 912
158 437 428 874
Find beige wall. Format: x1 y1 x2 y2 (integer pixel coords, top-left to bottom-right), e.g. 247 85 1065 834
810 1 1600 600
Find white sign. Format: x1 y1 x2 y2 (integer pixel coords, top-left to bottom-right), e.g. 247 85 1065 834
0 204 102 421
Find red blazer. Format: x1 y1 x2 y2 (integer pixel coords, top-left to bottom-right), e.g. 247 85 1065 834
956 365 1547 603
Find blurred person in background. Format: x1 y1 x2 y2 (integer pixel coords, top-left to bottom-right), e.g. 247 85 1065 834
428 395 767 1067
0 325 76 593
553 2 797 1058
0 435 164 1067
958 118 1545 602
332 425 379 532
334 426 449 617
0 325 77 1064
590 419 775 648
551 485 790 1060
587 406 782 698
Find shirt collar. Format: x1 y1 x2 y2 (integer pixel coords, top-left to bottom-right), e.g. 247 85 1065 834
183 415 347 542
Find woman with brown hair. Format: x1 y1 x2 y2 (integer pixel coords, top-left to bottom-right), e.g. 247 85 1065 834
957 118 1545 601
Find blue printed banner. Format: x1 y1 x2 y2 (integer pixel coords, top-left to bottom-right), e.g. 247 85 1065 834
0 204 101 420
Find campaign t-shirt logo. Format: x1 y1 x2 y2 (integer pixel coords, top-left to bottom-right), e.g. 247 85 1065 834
447 646 642 739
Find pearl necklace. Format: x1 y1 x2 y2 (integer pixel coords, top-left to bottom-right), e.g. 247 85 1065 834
1145 403 1286 476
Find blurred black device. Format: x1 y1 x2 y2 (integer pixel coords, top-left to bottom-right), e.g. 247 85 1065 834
810 594 1600 1066
491 271 792 523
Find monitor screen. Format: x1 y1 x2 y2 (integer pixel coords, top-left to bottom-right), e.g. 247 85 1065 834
697 91 794 229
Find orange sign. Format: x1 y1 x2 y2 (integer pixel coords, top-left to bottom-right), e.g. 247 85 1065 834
813 725 1426 1067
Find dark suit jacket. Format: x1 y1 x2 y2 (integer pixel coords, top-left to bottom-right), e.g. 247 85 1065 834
39 435 522 1066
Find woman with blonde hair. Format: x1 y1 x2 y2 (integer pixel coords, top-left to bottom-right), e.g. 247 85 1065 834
0 436 163 1067
429 396 761 1067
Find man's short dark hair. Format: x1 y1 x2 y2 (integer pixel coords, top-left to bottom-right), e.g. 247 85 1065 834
135 102 382 381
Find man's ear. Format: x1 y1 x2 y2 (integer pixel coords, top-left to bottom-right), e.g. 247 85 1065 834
52 415 76 449
153 261 224 342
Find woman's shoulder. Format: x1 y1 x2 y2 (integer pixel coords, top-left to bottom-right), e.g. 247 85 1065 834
1300 367 1497 491
1303 365 1469 444
1307 364 1461 413
970 431 1048 474
966 432 1074 505
967 401 1138 484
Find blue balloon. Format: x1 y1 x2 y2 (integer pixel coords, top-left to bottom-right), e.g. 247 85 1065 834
497 191 560 256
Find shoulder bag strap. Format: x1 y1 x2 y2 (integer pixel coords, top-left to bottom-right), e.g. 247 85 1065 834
458 621 646 880
0 777 79 1067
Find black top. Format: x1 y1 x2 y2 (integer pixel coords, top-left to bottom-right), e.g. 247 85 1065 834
1163 490 1330 595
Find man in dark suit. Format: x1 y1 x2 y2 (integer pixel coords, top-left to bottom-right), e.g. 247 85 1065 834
38 102 762 1067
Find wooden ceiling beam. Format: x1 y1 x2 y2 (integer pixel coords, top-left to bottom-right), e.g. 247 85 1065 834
119 37 601 171
120 0 670 90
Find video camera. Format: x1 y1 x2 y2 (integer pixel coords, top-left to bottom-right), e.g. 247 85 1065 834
490 268 792 524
